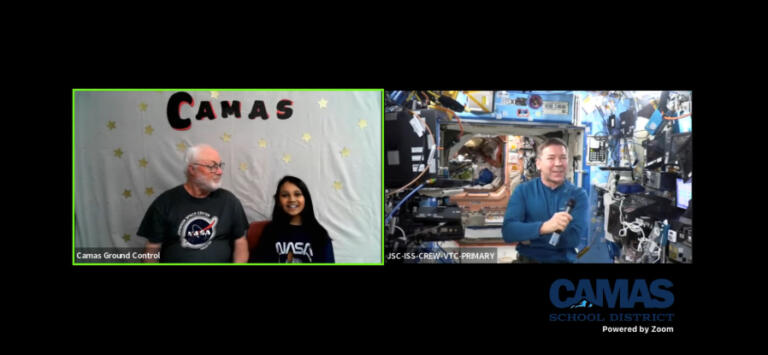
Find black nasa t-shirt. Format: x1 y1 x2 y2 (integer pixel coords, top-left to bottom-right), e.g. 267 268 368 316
251 223 335 263
137 185 249 262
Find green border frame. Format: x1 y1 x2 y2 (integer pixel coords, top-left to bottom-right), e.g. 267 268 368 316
72 88 385 266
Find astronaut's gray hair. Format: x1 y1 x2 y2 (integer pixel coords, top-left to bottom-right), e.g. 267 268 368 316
536 137 568 158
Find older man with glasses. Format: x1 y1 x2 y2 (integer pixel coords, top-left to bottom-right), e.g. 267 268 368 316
137 144 249 263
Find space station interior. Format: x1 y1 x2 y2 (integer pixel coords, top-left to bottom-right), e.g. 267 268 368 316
384 90 692 264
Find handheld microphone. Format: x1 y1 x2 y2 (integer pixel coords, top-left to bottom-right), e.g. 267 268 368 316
548 199 575 246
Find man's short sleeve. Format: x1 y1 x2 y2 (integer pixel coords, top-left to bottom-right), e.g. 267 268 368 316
229 193 249 240
137 203 167 244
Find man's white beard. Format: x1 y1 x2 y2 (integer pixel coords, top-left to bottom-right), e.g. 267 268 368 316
194 175 221 192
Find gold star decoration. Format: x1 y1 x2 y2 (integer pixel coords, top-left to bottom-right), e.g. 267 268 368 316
341 147 350 157
145 187 154 196
122 234 131 242
358 119 368 129
144 125 154 135
333 181 343 191
318 98 328 108
177 141 188 152
107 121 116 130
139 102 148 112
221 133 232 142
282 154 292 163
239 162 248 172
114 148 123 158
139 158 148 168
211 91 220 99
302 133 312 142
122 189 132 198
258 139 267 148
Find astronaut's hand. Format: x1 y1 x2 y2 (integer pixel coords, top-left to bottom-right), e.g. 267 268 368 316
540 212 572 235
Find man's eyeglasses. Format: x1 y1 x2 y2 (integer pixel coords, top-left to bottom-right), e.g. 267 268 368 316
193 162 225 172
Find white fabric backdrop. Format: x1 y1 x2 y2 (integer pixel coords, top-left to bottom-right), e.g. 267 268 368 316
74 90 382 263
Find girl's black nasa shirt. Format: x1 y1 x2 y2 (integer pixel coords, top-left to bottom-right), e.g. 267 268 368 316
251 223 335 263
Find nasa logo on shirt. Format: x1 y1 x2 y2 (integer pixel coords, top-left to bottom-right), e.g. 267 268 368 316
177 212 218 250
276 242 313 263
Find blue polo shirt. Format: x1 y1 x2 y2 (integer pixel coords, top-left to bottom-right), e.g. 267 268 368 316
501 178 588 263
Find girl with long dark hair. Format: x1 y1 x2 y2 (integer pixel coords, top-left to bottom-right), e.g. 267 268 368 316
250 176 334 263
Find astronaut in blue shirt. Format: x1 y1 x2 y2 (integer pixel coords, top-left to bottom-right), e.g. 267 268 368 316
502 138 588 263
